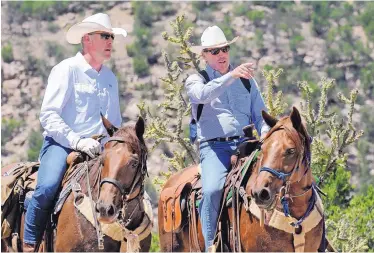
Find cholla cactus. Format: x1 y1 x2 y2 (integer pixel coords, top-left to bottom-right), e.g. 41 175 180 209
298 78 363 182
262 68 287 117
138 15 201 186
326 216 369 252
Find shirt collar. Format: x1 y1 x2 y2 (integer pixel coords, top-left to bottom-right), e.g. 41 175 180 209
206 64 234 79
75 52 94 73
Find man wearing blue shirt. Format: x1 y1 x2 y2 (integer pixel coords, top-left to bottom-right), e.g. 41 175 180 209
187 26 270 252
23 13 127 252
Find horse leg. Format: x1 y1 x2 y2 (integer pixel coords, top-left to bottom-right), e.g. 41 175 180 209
139 233 152 252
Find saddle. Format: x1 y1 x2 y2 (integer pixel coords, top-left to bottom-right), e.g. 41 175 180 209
160 165 201 233
160 125 260 235
1 135 105 252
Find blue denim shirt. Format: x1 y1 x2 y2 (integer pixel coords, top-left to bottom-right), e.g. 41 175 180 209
185 64 270 142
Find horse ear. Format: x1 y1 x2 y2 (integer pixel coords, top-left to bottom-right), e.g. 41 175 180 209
262 110 278 128
101 113 118 137
135 116 145 140
290 107 302 132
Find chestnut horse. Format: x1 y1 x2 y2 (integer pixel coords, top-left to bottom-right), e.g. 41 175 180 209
159 107 332 251
2 116 152 252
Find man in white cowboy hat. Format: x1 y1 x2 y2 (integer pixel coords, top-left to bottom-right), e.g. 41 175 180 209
186 25 270 251
23 13 127 252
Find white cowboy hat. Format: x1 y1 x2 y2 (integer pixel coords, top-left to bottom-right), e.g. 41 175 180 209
190 26 239 55
66 13 127 44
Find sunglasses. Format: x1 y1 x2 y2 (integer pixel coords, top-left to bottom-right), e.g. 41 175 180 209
203 45 230 55
89 32 115 40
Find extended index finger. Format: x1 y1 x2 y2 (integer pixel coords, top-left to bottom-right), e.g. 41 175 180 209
242 62 255 70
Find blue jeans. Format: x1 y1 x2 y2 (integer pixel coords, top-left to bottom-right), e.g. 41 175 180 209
23 137 72 244
198 140 240 250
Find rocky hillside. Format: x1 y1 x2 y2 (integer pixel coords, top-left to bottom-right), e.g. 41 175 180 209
2 1 374 190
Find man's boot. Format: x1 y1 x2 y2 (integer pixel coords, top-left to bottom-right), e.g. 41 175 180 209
22 242 36 252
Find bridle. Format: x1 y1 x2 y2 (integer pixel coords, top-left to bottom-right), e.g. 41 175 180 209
258 125 310 184
99 136 148 203
256 124 313 218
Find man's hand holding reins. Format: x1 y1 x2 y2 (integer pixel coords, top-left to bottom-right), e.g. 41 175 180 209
75 138 101 158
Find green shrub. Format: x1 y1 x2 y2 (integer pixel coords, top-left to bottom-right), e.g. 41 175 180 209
360 63 374 98
326 67 345 83
27 129 43 161
8 1 70 22
126 43 138 58
326 48 340 64
232 3 248 16
191 1 218 13
289 34 304 51
326 185 374 251
133 55 150 77
246 10 265 25
24 55 50 81
278 23 289 32
254 29 264 49
47 23 59 33
132 2 155 27
46 41 66 63
359 2 374 41
1 118 22 146
134 26 152 49
2 43 14 63
329 6 345 20
150 233 160 252
310 2 331 36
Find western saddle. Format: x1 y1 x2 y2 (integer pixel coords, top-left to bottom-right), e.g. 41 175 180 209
159 125 260 250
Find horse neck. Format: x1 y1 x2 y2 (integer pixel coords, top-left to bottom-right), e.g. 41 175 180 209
287 168 313 219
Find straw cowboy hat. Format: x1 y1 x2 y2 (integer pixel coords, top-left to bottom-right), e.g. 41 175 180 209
190 26 239 55
66 13 127 44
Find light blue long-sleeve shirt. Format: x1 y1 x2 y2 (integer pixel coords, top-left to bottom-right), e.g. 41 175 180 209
185 64 270 142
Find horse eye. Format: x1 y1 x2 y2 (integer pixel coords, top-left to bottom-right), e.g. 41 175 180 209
285 148 296 156
131 161 138 169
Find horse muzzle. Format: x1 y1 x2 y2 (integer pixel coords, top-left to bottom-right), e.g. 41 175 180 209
95 200 118 223
252 187 275 209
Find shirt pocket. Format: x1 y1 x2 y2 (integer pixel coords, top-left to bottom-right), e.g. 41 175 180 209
74 82 99 113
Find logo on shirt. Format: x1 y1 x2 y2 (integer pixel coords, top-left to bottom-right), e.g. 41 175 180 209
74 83 97 94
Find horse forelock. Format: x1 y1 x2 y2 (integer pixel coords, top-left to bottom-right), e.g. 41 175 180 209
265 115 311 169
113 126 147 157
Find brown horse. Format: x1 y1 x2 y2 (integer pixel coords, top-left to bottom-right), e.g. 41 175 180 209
158 107 331 252
2 116 152 252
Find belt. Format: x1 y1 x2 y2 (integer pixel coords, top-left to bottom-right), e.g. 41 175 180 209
204 136 242 142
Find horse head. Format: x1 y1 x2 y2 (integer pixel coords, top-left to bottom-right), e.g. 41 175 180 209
250 107 312 215
95 115 147 226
